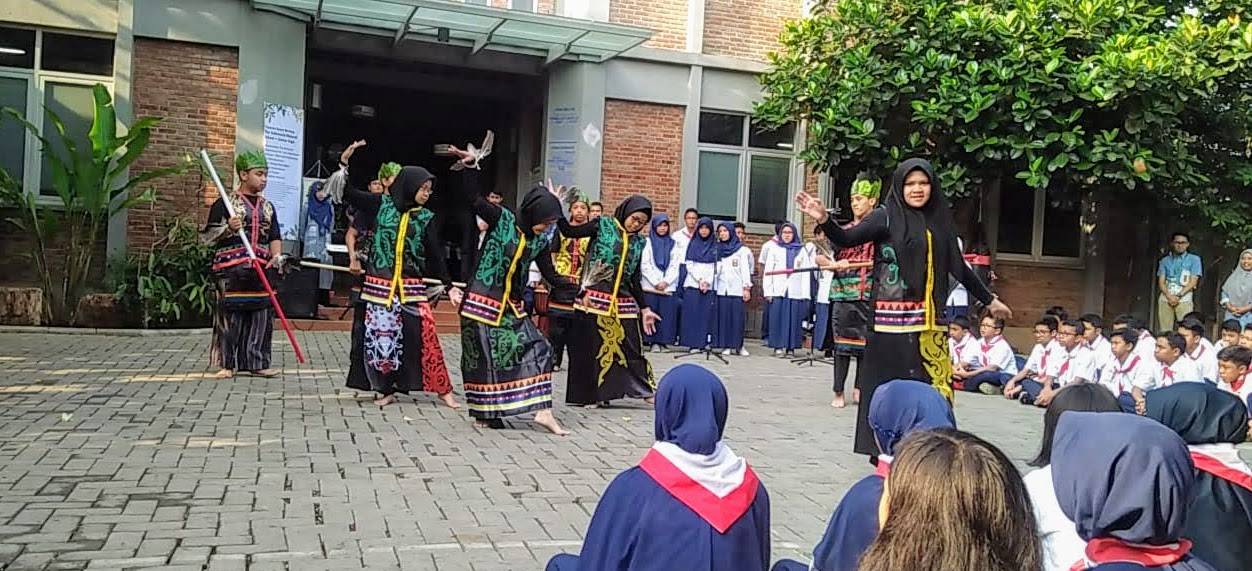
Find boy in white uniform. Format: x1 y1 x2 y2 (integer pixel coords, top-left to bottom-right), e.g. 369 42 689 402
1101 329 1151 411
1128 332 1203 414
1079 313 1114 382
1216 345 1252 420
955 315 1019 394
1216 319 1241 351
1177 318 1218 383
1004 318 1058 400
1023 320 1096 407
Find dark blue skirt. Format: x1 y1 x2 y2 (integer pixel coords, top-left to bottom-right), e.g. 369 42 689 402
644 291 680 346
767 297 809 350
679 287 716 349
813 301 832 350
713 296 746 350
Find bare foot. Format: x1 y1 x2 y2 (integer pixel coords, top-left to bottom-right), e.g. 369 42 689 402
373 394 397 407
831 394 846 408
583 404 599 409
534 410 570 436
211 368 234 379
644 396 655 405
250 368 279 378
439 392 462 409
852 388 861 404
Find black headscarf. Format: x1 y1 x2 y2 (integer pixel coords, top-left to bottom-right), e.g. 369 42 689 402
884 158 960 310
1145 383 1249 445
613 195 653 232
389 166 435 212
517 185 563 235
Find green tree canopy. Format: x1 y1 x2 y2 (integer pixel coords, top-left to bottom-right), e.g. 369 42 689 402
756 0 1252 244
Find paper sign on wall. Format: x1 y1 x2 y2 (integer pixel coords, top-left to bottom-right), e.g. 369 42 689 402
262 103 305 240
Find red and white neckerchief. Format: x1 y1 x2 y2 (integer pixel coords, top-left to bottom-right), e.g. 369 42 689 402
980 336 1003 367
1189 444 1252 492
1070 538 1193 570
953 339 967 362
639 444 760 534
1161 363 1176 386
1039 347 1052 373
1231 371 1248 394
1113 355 1141 393
874 455 892 478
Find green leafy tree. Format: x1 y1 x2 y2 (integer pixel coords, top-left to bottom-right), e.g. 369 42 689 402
756 0 1252 243
0 84 193 324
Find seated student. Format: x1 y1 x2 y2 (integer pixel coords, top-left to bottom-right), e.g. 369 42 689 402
1178 318 1218 383
1113 313 1158 364
1143 383 1252 571
954 315 1019 394
948 315 974 372
1051 412 1213 571
1101 329 1152 405
1241 322 1252 350
546 365 769 571
1045 305 1069 325
1023 385 1122 571
1182 310 1206 328
1022 319 1096 408
1004 318 1059 399
1080 313 1113 381
856 429 1041 571
1216 345 1252 413
1215 319 1241 351
770 381 955 571
1128 332 1205 414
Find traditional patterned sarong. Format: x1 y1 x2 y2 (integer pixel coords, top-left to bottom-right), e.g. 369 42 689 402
460 313 554 419
566 311 655 405
362 301 452 396
210 303 273 371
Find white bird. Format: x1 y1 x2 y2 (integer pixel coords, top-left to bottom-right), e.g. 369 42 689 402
451 130 494 171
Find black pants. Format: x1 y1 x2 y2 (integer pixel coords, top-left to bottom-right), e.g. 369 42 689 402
549 313 574 368
833 355 858 394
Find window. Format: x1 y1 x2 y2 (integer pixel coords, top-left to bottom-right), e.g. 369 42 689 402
995 181 1083 261
0 25 114 198
695 112 796 227
510 0 536 10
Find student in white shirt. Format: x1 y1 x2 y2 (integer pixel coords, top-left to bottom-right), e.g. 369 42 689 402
671 208 700 340
1100 329 1151 407
808 226 835 355
955 315 1020 394
1022 320 1096 408
1216 318 1242 352
1177 317 1218 383
1216 345 1252 414
758 224 784 343
712 222 753 356
1022 383 1122 571
1112 313 1158 365
641 214 682 350
1004 319 1058 400
763 223 813 356
1079 313 1114 382
1242 322 1252 350
947 316 974 368
734 222 755 354
1130 332 1203 414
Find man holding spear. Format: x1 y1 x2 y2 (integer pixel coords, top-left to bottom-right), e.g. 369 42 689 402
201 150 285 379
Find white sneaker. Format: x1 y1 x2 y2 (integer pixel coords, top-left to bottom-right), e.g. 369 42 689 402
738 348 750 357
721 349 731 356
773 349 783 356
689 348 699 354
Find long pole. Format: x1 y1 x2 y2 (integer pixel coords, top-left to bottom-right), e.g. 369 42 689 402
199 149 306 364
764 262 872 276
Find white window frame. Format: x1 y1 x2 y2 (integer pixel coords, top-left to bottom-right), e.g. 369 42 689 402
0 26 116 205
995 186 1086 267
695 111 798 235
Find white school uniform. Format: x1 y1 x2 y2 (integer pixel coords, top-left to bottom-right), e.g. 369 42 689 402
672 227 694 277
714 247 753 296
1085 336 1114 382
968 335 1019 374
949 335 975 367
683 260 715 290
1219 372 1252 408
763 244 813 301
641 240 681 294
1044 344 1096 387
759 240 785 299
1134 330 1157 364
1100 353 1151 395
1185 338 1219 383
808 242 833 306
1022 343 1051 379
1215 339 1232 352
1147 357 1204 390
1024 466 1086 571
527 262 541 286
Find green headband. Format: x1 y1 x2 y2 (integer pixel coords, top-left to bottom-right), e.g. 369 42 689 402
378 162 402 181
235 150 268 173
850 179 881 200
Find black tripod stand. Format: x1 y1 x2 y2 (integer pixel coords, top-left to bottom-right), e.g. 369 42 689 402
674 262 729 364
792 244 834 367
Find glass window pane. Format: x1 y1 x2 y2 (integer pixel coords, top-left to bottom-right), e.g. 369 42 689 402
698 112 744 146
0 76 27 184
746 155 790 225
997 186 1035 255
40 82 96 196
42 33 114 76
748 122 795 150
697 151 740 220
0 27 35 69
512 0 535 9
1042 192 1082 257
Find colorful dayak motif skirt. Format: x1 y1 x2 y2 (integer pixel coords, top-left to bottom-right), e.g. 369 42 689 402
211 306 274 371
460 312 554 419
831 300 870 357
851 328 953 455
360 301 453 397
566 311 655 405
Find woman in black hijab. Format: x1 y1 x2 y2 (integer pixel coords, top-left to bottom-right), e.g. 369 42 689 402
554 193 660 408
796 158 1012 455
1144 383 1252 571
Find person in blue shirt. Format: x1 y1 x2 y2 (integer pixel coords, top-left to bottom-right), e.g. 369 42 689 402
1158 232 1203 331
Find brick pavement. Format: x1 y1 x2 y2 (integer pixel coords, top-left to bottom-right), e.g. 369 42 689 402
1 331 1239 571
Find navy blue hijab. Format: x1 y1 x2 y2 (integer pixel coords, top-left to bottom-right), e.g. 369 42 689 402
716 221 743 259
649 214 675 271
778 222 803 268
306 180 334 232
654 364 728 455
869 379 957 456
685 217 718 264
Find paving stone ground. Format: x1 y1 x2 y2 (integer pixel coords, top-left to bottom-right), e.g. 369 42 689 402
1 331 1243 571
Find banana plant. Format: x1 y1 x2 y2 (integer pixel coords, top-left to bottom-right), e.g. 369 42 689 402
0 83 193 325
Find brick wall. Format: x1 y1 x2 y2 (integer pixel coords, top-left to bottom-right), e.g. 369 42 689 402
600 99 685 218
703 0 800 61
128 38 239 253
610 0 687 50
994 262 1085 328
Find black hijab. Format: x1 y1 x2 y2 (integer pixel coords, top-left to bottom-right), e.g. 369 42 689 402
517 185 563 236
884 158 961 310
613 195 653 232
389 166 435 212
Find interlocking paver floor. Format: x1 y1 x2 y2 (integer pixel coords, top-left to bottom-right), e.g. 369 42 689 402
2 331 1240 570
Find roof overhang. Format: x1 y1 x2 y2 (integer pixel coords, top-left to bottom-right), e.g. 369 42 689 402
251 0 653 64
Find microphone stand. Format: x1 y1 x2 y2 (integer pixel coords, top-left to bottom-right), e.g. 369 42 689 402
792 257 835 367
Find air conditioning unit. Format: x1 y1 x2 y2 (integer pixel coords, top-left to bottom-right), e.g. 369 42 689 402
351 105 376 118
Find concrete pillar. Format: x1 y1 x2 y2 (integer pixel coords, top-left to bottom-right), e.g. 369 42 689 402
543 61 607 198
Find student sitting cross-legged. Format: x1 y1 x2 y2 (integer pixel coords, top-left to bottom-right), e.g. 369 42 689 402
953 315 1019 395
770 380 955 571
1003 318 1058 400
1021 319 1097 407
546 364 770 571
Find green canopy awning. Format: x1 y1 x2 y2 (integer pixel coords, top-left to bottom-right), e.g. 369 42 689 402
252 0 652 63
